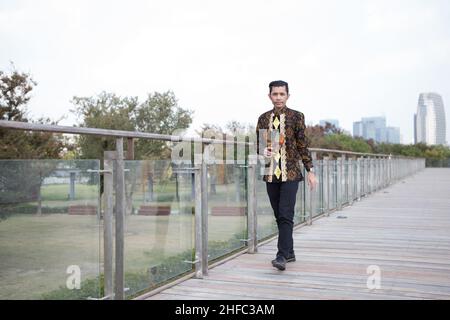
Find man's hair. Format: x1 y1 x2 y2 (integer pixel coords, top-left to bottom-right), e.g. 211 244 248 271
269 80 289 95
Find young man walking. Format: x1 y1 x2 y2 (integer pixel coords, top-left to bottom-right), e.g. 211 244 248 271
256 80 317 271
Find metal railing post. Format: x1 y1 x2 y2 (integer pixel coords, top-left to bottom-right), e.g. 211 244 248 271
247 155 258 253
348 157 354 205
337 156 343 210
366 157 370 195
356 157 361 201
307 152 317 225
114 138 125 300
323 156 330 216
367 157 372 194
103 151 115 300
373 157 376 192
378 157 381 189
194 153 204 278
201 144 210 276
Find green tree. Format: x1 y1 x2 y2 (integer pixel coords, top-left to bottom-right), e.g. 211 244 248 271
322 133 373 153
1 64 67 217
135 91 193 159
72 90 193 161
71 92 138 160
0 64 66 159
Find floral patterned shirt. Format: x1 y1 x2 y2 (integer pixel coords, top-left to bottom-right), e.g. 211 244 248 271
256 106 314 182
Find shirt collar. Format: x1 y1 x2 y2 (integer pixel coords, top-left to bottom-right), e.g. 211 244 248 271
272 105 287 116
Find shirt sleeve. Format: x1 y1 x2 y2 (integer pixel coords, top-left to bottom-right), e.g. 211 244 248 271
296 112 314 171
256 116 262 156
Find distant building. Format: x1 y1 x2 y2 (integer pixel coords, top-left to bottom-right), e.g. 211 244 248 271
353 121 363 138
353 116 399 144
361 116 386 142
414 93 447 145
386 127 400 144
319 119 339 128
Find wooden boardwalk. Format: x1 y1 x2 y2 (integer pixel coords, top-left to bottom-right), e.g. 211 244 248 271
145 168 450 300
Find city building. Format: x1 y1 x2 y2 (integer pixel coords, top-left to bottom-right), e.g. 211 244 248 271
353 116 400 144
414 93 447 145
386 127 400 144
319 119 339 128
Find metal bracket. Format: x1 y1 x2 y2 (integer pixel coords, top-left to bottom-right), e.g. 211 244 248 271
183 259 200 264
86 169 113 174
173 167 201 172
86 288 130 300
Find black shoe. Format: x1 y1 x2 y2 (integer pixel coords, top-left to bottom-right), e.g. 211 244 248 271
286 255 296 263
271 256 286 271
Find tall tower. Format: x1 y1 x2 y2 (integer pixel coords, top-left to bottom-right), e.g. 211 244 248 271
415 93 446 145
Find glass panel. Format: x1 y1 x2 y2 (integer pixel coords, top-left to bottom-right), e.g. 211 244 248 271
343 160 349 204
123 160 194 298
207 164 247 261
256 162 278 241
362 159 367 195
0 160 101 300
312 160 323 217
294 177 305 225
354 160 357 198
329 160 337 209
322 160 329 213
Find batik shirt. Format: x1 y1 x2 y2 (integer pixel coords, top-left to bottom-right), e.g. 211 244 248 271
256 106 314 183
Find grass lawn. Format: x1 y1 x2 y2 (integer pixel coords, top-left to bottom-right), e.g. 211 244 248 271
41 184 98 201
0 211 279 299
0 180 289 299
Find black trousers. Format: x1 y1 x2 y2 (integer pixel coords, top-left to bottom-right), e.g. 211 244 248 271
266 181 300 259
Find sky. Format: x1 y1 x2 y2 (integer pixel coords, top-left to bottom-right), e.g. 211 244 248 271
1 0 450 144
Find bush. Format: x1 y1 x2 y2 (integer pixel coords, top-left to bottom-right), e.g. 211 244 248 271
40 233 247 299
42 274 104 300
0 204 69 220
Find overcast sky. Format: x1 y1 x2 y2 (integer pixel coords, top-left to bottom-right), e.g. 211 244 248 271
1 0 450 144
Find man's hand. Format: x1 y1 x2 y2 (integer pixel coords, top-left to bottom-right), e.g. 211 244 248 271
263 147 273 158
307 171 318 190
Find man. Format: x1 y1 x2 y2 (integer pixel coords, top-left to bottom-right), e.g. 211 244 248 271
256 80 318 271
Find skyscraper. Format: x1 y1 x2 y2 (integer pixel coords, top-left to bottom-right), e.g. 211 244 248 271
414 93 447 145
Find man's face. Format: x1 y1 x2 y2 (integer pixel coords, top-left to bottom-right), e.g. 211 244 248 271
268 86 289 109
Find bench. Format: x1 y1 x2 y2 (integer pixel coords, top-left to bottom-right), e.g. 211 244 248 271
138 205 171 216
68 205 97 215
211 206 246 216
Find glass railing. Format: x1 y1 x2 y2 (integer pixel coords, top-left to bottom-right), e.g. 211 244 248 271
294 168 306 225
255 162 278 241
207 164 247 261
122 160 194 298
0 121 427 299
0 159 101 300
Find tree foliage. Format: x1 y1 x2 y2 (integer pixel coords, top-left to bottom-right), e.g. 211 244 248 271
71 90 193 160
0 64 67 217
0 64 66 159
305 122 450 160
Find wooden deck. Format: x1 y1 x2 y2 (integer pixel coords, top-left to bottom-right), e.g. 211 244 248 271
145 168 450 300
